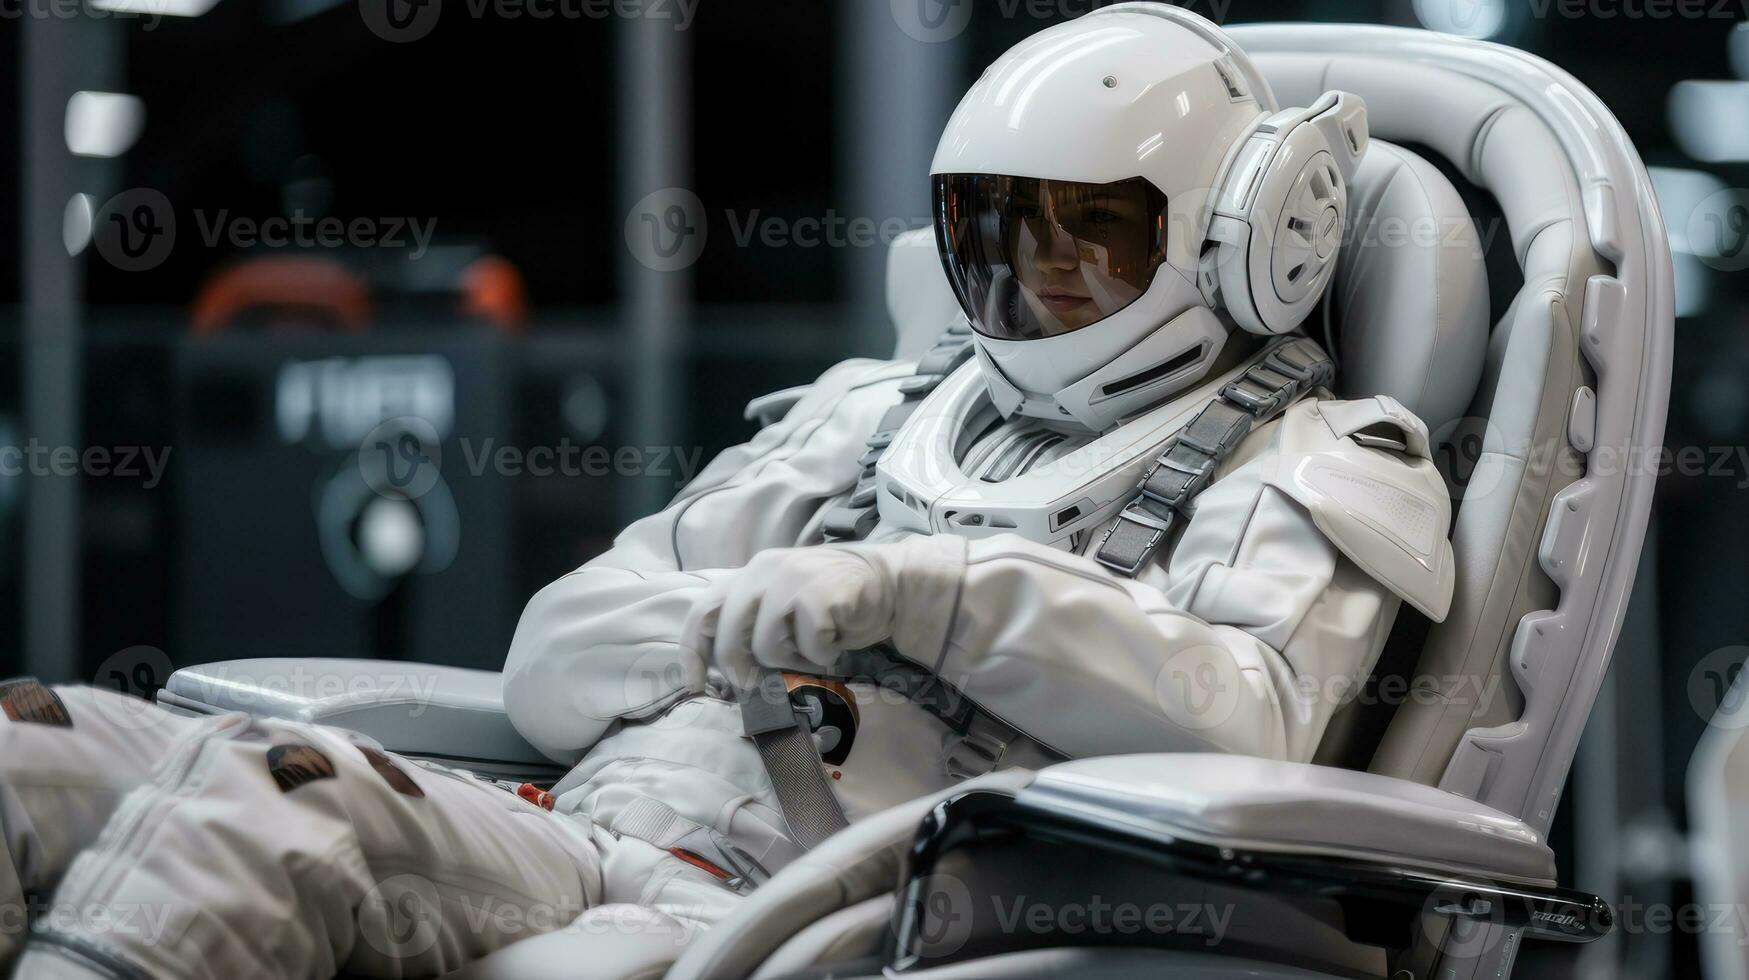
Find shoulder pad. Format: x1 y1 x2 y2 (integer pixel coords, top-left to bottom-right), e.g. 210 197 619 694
1261 396 1455 622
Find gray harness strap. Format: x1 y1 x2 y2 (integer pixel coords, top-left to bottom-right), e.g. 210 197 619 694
739 669 851 850
746 333 1328 851
823 320 978 542
1094 337 1335 577
742 325 978 853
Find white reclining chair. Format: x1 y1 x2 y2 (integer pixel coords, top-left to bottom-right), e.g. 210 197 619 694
159 23 1672 980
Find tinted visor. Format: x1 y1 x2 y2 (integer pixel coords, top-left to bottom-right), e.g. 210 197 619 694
934 174 1170 342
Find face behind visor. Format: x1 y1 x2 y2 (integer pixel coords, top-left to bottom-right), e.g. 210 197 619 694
927 5 1274 433
934 174 1173 343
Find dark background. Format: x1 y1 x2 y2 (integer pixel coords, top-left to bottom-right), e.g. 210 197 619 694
3 2 1746 976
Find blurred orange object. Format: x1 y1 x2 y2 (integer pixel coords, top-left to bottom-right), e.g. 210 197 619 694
192 256 372 334
460 254 528 332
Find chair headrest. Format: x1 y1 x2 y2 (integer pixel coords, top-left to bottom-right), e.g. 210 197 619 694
886 227 964 362
1329 140 1489 439
885 139 1489 436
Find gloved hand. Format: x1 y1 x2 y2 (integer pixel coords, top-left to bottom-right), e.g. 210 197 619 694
680 535 966 690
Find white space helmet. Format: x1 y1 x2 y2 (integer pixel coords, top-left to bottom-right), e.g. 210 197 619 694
931 3 1369 431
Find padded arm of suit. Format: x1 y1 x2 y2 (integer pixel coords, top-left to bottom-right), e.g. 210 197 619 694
912 399 1447 763
501 356 921 761
572 368 1446 766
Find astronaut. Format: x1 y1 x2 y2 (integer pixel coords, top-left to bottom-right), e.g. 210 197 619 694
4 6 1454 978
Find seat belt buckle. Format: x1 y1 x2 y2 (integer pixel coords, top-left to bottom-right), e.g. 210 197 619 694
738 671 802 737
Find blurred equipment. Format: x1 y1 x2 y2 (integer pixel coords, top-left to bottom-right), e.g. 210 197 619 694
1689 662 1749 980
175 335 514 668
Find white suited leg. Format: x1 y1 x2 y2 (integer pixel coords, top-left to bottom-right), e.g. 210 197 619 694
21 712 610 980
443 828 746 980
0 683 198 970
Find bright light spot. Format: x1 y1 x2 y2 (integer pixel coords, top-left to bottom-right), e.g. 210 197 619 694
1669 81 1749 163
1650 167 1733 316
90 0 221 15
1671 251 1712 318
63 194 96 256
1413 0 1507 39
65 91 145 158
1649 167 1727 255
357 497 425 578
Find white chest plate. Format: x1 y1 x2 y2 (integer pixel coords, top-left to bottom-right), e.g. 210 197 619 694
876 348 1270 548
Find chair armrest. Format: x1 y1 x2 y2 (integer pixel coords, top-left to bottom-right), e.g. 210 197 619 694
1026 754 1556 885
157 658 564 783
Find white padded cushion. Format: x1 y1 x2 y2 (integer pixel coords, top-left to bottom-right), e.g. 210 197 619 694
1331 140 1489 439
886 226 964 361
160 658 554 768
1026 755 1555 885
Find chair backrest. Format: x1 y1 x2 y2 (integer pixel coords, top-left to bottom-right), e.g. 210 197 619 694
884 26 1672 836
1232 24 1672 834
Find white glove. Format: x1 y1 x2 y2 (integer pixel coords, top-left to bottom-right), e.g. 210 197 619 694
681 535 966 690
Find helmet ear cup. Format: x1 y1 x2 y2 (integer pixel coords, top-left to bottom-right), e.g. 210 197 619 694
1208 91 1368 336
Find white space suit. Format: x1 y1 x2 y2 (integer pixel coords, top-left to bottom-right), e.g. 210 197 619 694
5 6 1455 978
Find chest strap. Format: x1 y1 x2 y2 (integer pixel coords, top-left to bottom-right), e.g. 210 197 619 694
1094 337 1335 577
823 321 978 542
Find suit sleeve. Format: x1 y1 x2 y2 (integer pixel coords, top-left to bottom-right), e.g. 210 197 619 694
894 436 1400 763
501 358 911 761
